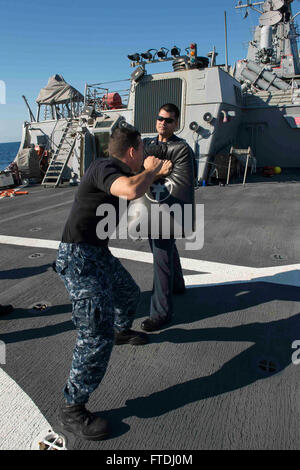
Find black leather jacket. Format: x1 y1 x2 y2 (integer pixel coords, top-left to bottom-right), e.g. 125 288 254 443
143 135 195 205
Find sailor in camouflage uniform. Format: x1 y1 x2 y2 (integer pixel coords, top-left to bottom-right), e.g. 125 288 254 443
56 243 141 405
56 125 172 441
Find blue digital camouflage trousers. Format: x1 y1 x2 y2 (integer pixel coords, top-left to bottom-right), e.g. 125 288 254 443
55 242 140 404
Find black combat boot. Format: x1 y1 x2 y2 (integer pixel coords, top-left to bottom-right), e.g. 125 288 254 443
141 316 171 332
59 403 110 441
0 304 14 315
114 329 148 345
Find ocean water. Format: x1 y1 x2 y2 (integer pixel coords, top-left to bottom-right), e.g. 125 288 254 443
0 142 20 171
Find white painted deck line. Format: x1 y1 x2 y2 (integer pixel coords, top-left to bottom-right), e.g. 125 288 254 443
184 267 300 288
0 235 60 250
0 368 51 450
0 235 299 287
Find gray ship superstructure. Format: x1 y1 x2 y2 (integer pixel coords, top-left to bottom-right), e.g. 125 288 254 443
1 1 300 451
234 0 300 167
11 0 300 188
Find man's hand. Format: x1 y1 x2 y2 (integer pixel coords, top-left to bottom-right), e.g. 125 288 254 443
154 160 172 180
110 156 165 201
143 156 163 173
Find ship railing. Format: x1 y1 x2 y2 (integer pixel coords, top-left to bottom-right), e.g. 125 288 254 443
84 79 131 112
40 101 84 121
35 99 84 123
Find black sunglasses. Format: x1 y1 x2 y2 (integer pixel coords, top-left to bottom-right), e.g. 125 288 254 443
157 115 175 124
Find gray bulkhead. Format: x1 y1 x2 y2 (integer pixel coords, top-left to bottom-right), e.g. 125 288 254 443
91 67 243 181
237 91 300 167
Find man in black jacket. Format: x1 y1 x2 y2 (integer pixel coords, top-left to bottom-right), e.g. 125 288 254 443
141 103 195 332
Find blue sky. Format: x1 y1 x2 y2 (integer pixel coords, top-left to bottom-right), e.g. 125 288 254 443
0 0 297 142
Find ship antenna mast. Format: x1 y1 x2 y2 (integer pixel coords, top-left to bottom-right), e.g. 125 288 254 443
235 1 264 15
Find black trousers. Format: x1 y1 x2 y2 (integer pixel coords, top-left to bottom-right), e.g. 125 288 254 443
148 239 185 320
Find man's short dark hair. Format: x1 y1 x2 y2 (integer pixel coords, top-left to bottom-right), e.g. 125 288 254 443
159 103 180 120
109 126 141 159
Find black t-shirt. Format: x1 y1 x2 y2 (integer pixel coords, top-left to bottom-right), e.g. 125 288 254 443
62 157 133 247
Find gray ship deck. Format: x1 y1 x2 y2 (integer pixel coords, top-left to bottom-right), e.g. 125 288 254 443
0 172 300 450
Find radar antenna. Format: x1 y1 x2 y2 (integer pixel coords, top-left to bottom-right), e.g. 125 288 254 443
259 10 282 26
263 0 284 12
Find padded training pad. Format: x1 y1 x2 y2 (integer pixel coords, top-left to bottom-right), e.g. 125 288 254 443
128 139 195 239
